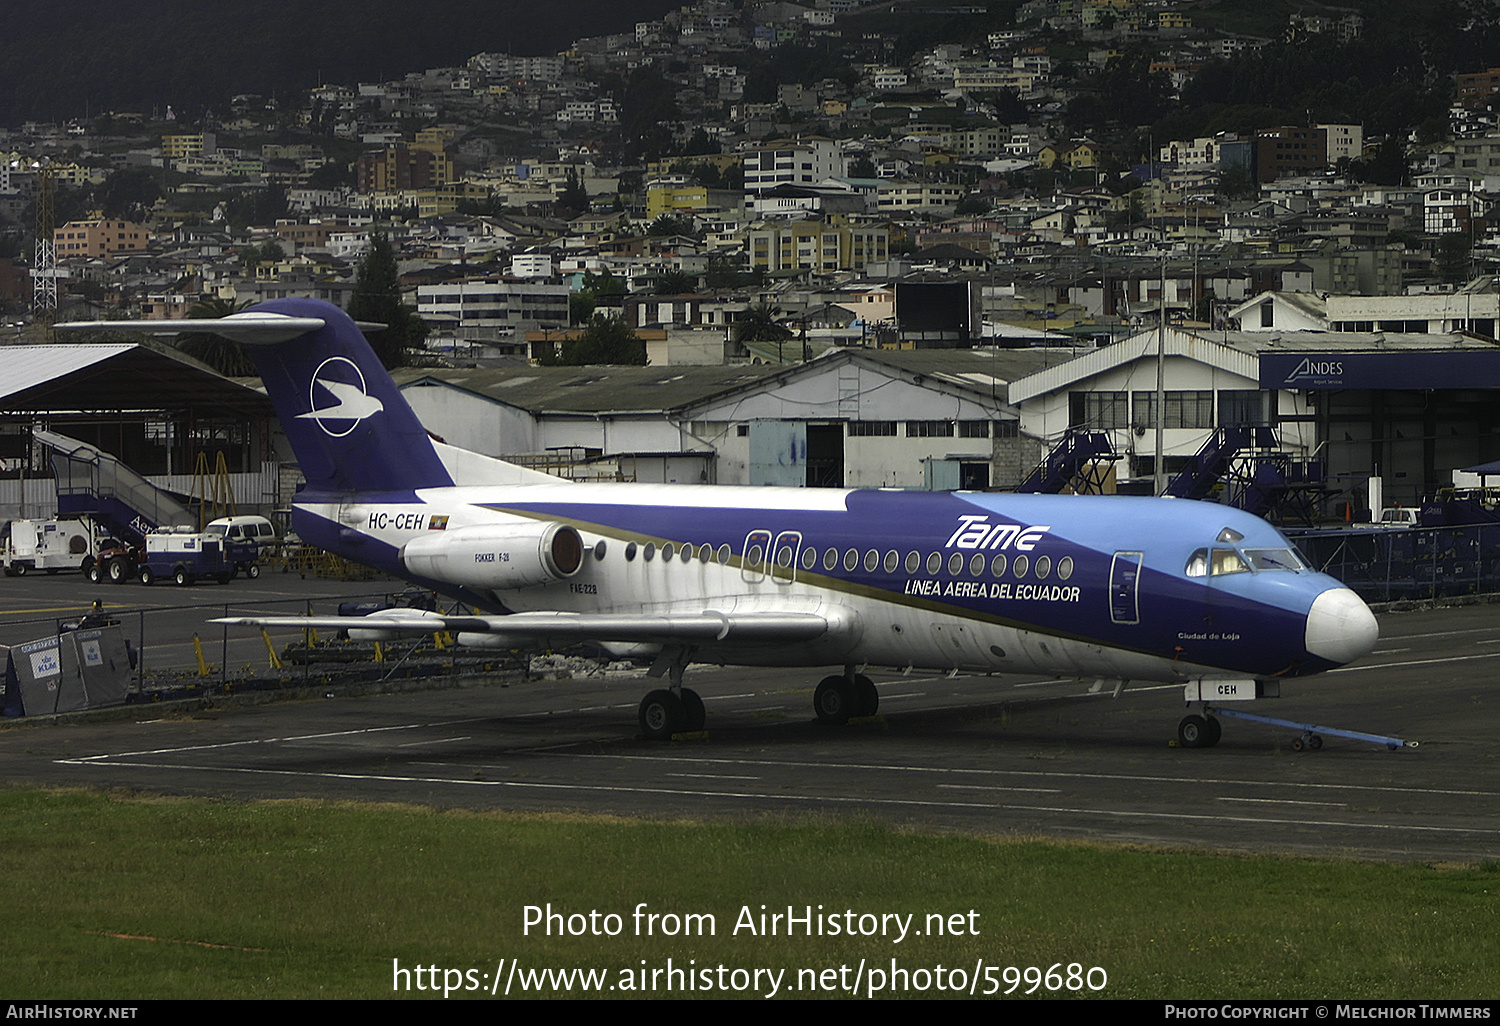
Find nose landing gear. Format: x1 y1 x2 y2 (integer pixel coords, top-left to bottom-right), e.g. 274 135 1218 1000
1177 713 1223 749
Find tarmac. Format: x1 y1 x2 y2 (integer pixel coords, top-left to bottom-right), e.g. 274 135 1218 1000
0 574 1494 864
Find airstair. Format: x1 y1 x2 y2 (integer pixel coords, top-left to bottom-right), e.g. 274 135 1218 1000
1017 430 1121 494
34 428 194 544
1165 426 1326 524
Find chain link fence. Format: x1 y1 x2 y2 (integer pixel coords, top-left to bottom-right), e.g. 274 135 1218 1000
1289 524 1500 603
1 587 528 708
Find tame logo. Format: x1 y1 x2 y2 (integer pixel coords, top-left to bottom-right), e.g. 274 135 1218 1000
944 515 1051 551
1286 357 1344 383
299 356 384 437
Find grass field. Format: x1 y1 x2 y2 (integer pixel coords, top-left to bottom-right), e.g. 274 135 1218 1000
3 786 1496 999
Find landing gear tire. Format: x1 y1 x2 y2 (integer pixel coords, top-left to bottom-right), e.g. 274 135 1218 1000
1204 715 1222 747
639 689 685 741
854 674 879 717
1178 714 1219 749
107 559 127 584
1293 734 1323 752
814 675 855 725
679 689 705 732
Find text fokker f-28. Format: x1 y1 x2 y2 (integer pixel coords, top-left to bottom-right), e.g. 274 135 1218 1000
61 299 1380 746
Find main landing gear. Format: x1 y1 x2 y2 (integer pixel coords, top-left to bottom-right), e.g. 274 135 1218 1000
637 647 706 741
636 657 881 741
813 667 879 725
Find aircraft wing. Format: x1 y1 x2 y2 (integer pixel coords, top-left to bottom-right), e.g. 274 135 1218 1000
211 609 840 646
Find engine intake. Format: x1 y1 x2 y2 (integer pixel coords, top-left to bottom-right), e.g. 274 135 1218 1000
402 522 584 589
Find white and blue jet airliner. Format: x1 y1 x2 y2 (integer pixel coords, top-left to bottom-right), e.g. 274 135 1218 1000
60 299 1380 745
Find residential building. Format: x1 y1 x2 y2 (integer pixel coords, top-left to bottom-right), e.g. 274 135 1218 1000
742 138 843 193
416 278 570 339
1457 67 1500 110
1254 126 1328 182
356 145 453 193
54 219 147 259
744 217 889 273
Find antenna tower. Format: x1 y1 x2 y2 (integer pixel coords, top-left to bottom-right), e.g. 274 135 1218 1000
32 166 57 322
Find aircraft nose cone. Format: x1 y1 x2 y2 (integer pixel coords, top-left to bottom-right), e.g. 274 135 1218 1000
1305 587 1379 665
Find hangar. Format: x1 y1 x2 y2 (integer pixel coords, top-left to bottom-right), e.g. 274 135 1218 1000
0 342 281 519
1009 325 1500 510
395 348 1076 489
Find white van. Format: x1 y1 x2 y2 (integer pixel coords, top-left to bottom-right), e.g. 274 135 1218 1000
202 515 278 550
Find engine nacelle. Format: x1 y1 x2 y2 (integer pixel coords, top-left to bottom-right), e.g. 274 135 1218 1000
402 522 584 590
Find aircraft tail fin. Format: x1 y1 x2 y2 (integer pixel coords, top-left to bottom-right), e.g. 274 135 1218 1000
236 298 454 495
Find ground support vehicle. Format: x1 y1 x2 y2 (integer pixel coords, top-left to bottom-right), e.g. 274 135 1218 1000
2 517 101 577
138 525 260 586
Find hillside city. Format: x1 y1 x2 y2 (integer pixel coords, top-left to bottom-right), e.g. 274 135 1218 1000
0 0 1497 372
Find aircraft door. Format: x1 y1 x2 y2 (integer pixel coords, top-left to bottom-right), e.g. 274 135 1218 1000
770 531 801 584
741 530 771 583
1109 551 1143 625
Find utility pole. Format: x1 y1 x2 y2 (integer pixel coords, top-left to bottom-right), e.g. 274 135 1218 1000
1154 254 1167 496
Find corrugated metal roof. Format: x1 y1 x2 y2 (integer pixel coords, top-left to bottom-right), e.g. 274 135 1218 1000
393 364 781 415
0 343 275 415
0 345 134 402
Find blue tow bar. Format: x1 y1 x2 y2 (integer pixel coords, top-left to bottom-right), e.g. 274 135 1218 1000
1206 705 1415 751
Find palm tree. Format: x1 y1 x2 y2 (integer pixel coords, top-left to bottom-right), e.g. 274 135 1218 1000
174 297 257 376
733 301 792 344
654 269 695 295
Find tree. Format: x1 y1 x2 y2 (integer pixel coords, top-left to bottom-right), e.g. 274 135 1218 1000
1349 139 1407 187
536 315 645 366
733 302 791 345
655 269 695 295
242 240 285 275
224 185 289 230
175 297 257 376
569 270 628 325
557 168 589 216
97 168 161 222
347 232 426 369
1436 232 1473 284
647 213 695 238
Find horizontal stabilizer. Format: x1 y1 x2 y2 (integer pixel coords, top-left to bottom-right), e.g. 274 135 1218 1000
55 312 329 344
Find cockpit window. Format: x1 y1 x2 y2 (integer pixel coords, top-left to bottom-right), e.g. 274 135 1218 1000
1216 527 1245 544
1243 548 1305 571
1185 549 1208 578
1210 548 1249 575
